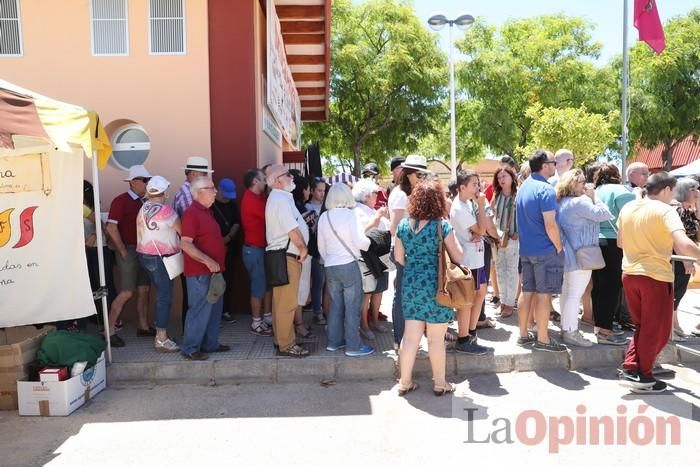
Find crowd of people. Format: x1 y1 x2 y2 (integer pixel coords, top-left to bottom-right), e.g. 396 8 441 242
77 150 700 395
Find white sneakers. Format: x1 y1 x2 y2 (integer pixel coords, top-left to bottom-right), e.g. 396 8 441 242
561 330 594 347
154 337 180 353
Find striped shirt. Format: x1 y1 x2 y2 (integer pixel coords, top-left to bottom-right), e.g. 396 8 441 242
174 181 193 217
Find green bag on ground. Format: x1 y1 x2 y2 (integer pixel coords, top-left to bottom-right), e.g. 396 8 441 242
37 331 107 368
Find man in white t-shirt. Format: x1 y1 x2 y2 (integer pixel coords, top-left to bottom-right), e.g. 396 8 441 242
450 170 492 355
265 164 310 357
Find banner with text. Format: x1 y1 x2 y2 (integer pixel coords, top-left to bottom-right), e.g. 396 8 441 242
266 0 301 147
0 149 94 327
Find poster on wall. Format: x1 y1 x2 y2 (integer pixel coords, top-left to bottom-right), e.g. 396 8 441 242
0 148 94 327
266 0 301 147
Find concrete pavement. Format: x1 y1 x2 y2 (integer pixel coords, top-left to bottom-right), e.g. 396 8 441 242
104 277 700 384
1 364 698 466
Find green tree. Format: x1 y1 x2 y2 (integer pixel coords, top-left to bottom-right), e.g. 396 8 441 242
627 9 700 171
455 14 617 157
522 104 619 166
302 0 447 175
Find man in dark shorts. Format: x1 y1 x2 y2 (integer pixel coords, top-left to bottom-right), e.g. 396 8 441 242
515 150 566 352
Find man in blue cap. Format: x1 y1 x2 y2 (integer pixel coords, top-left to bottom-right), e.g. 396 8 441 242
211 177 241 322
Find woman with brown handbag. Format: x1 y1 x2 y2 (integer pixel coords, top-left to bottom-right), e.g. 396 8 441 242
394 180 463 396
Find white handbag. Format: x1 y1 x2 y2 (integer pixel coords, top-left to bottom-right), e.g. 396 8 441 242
162 251 184 280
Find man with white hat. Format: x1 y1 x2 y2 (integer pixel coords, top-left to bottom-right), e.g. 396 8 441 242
174 156 214 327
105 164 153 347
175 156 215 217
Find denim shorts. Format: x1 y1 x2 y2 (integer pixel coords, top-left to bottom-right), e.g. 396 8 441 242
521 250 565 294
242 246 266 299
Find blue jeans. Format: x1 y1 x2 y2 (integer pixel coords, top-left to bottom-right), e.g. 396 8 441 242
391 249 405 345
138 254 174 329
311 256 325 314
325 261 363 351
181 274 223 355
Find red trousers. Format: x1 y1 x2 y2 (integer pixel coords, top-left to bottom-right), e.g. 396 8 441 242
621 273 674 378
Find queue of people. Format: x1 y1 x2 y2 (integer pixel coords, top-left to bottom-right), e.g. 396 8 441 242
78 150 700 396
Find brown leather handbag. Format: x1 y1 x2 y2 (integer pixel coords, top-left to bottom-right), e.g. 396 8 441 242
436 220 475 308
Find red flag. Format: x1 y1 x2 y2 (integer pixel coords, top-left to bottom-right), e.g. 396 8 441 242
633 0 666 54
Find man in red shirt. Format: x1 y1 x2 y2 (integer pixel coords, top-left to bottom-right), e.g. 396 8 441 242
240 168 273 336
105 165 153 347
180 177 230 360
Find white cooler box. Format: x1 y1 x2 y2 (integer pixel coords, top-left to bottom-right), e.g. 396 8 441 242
17 352 106 416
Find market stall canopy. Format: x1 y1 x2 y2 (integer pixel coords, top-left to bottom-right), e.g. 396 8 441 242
669 159 700 177
0 79 111 166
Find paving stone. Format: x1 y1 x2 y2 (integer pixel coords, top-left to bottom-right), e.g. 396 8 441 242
213 359 276 383
277 357 336 383
513 349 570 372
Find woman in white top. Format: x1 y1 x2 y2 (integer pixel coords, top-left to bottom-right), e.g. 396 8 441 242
352 179 390 340
317 183 374 357
136 176 181 353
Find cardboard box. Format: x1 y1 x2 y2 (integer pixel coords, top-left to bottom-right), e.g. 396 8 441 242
0 325 54 410
18 352 106 416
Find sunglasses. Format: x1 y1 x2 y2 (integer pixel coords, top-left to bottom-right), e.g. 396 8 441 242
132 177 151 183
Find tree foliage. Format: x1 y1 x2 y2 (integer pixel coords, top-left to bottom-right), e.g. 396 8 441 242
455 14 617 157
302 0 447 175
523 104 619 166
627 9 700 171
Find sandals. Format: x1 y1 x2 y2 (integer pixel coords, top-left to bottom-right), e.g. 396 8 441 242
498 306 514 319
277 344 309 357
476 318 496 329
295 323 314 339
398 382 419 396
433 382 457 396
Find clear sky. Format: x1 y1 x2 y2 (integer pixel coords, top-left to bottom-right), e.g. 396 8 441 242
404 0 698 64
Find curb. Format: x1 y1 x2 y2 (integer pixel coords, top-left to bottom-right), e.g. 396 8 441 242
106 343 697 385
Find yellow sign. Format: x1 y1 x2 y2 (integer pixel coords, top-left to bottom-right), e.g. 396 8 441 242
0 154 52 195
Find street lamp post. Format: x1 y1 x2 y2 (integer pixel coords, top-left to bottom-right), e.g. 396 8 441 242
428 13 474 180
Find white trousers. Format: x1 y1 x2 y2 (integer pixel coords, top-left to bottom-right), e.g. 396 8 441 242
560 269 592 332
494 239 519 307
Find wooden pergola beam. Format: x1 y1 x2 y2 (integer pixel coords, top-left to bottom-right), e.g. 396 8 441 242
280 21 325 34
287 54 325 65
293 72 325 81
297 87 326 96
276 5 324 20
283 33 325 45
301 111 327 121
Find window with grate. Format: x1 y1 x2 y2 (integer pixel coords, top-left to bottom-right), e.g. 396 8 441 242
90 0 129 56
148 0 185 55
0 0 22 56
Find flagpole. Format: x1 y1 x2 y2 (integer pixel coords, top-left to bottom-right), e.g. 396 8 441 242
621 0 630 183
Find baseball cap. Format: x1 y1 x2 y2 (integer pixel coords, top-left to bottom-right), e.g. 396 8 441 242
362 163 379 176
218 178 237 199
207 272 227 304
123 165 151 181
390 157 406 171
146 176 170 195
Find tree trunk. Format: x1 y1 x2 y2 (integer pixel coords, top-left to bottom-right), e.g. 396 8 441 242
352 142 362 177
662 140 673 172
